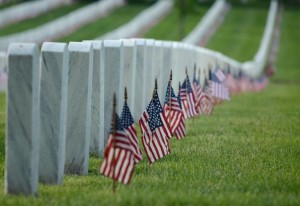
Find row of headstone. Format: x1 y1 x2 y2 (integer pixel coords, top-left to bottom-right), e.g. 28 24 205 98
5 39 242 196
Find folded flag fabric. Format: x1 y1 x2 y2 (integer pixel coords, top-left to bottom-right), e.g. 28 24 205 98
100 113 135 185
121 101 142 163
163 81 183 135
139 91 171 164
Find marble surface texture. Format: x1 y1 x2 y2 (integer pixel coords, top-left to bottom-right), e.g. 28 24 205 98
153 41 164 104
144 39 154 106
161 42 173 101
6 43 40 196
121 39 136 120
83 40 103 157
64 42 93 175
133 39 146 121
100 40 122 147
39 42 68 184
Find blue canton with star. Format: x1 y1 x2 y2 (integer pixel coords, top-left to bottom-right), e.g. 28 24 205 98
212 73 221 83
121 102 134 129
164 81 176 104
110 113 124 133
146 91 163 132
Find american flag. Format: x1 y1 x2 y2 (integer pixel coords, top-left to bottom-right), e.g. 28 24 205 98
175 85 186 140
192 75 202 114
139 91 171 164
210 70 230 100
163 81 183 135
121 101 142 163
181 77 198 119
100 113 135 185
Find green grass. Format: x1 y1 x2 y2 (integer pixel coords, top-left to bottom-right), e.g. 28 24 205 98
0 3 87 36
144 5 210 41
0 0 21 10
272 7 300 83
0 4 300 206
57 5 148 42
206 6 268 62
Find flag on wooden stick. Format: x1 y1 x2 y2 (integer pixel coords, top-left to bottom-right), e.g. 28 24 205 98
121 88 142 163
175 82 186 140
163 80 183 135
100 95 136 186
139 81 171 164
181 75 198 118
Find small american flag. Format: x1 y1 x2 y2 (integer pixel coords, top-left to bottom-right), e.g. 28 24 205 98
163 81 183 135
192 75 202 114
139 91 171 164
181 77 198 118
210 70 230 100
175 85 186 140
121 101 142 163
100 113 135 185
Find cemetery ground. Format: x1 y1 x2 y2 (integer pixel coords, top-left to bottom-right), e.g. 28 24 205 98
0 3 299 206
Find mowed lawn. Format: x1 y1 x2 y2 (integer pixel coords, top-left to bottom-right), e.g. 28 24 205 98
0 4 299 206
0 2 87 36
144 4 210 41
57 5 148 42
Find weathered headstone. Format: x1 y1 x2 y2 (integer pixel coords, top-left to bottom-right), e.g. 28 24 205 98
83 40 103 157
100 40 122 146
132 39 146 121
39 42 68 184
65 42 93 175
5 43 40 196
121 39 136 118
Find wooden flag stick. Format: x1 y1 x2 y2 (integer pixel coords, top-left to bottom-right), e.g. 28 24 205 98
194 63 196 80
112 93 117 194
185 67 188 118
124 87 127 103
168 70 172 125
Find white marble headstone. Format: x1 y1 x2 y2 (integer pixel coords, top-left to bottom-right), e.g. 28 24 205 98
64 42 93 175
100 40 122 147
5 43 40 196
152 40 164 103
144 39 155 106
132 39 146 121
121 39 136 118
39 42 68 185
83 40 103 157
161 41 173 102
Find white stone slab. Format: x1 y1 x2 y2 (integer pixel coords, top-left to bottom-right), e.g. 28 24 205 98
100 40 122 147
39 42 68 184
65 42 93 175
83 40 103 157
5 43 40 196
121 39 136 119
144 39 154 105
132 39 146 121
161 41 173 102
152 40 163 103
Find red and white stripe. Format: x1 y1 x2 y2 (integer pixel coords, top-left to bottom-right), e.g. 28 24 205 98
124 124 142 163
163 97 183 135
175 116 186 140
100 133 135 185
139 111 171 164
